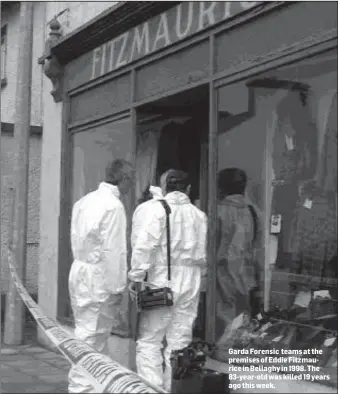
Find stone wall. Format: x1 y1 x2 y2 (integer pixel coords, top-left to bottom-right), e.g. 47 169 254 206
0 131 42 295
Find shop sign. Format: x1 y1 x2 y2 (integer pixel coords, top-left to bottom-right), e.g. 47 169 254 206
90 1 259 81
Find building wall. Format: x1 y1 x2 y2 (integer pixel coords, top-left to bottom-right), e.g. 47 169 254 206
1 2 46 126
38 1 119 340
45 2 118 36
0 131 42 294
1 2 45 300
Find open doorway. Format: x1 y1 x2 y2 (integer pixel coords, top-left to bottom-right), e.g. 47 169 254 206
135 84 209 340
135 84 209 213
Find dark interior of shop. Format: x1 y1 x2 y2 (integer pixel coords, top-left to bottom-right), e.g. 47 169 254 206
136 85 210 204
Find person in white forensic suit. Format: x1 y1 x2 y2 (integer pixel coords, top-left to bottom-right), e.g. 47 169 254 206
129 170 208 392
68 159 133 393
131 184 164 248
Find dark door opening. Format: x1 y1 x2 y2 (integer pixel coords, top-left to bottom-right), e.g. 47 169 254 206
135 84 209 340
136 84 209 210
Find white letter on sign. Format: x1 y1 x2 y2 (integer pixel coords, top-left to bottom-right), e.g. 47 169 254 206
130 23 150 62
100 43 106 76
91 47 101 80
115 32 129 70
176 3 193 39
240 2 258 10
198 2 217 30
108 38 116 72
223 2 232 20
152 13 171 51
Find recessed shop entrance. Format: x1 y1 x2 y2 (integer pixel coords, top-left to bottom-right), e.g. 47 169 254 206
135 84 210 339
135 84 210 212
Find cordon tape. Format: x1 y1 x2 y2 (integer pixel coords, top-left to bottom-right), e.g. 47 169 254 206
7 250 167 393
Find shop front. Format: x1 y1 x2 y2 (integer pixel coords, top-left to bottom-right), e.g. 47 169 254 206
50 1 337 391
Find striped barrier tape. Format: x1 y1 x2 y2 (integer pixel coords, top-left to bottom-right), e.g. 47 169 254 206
7 250 167 394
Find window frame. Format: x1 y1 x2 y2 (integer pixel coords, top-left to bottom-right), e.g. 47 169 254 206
59 112 135 338
209 49 338 350
1 24 7 87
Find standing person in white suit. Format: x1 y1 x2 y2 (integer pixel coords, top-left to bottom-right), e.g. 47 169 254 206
131 184 164 249
129 169 208 392
68 159 133 393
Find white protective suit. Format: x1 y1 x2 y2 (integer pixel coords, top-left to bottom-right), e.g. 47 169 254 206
131 186 163 248
68 182 127 393
129 191 208 391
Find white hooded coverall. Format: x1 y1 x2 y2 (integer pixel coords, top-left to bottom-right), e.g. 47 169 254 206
131 186 163 248
129 191 208 392
68 182 127 393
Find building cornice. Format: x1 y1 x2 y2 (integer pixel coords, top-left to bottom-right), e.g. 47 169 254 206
51 1 180 66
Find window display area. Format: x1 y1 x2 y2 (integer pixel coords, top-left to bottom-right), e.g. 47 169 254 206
69 117 134 334
71 117 133 206
213 50 337 387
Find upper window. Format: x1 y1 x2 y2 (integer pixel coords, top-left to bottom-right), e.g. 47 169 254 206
1 25 7 86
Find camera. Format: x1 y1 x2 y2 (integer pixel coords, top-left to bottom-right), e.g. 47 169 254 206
137 286 173 310
170 346 205 379
170 342 211 379
170 342 230 394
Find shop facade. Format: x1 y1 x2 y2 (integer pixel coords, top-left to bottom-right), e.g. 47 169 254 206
41 1 337 390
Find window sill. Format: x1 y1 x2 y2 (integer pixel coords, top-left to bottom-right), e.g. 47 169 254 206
1 77 7 88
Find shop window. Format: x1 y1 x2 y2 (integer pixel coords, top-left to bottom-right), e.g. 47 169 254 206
214 81 267 343
212 50 337 387
69 116 134 333
1 25 7 87
71 117 133 207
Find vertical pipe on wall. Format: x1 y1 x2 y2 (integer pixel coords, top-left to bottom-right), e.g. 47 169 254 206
206 34 217 343
0 0 2 370
128 69 137 370
129 69 137 253
56 91 71 322
263 107 275 312
4 1 34 345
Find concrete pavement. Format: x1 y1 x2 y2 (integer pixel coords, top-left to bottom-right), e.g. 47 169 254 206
0 344 70 393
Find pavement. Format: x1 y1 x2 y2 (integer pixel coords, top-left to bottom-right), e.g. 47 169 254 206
0 345 70 393
1 320 70 394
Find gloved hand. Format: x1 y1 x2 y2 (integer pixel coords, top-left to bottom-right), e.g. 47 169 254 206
112 292 124 305
128 282 142 302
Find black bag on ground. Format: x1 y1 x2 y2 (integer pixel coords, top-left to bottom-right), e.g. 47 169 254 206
137 199 174 310
170 342 230 394
171 369 230 394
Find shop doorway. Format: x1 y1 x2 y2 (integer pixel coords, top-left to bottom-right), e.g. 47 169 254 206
135 84 209 339
135 84 209 212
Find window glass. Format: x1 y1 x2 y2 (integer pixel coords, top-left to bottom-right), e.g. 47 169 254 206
70 117 133 334
215 81 267 343
213 50 337 387
71 117 133 216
